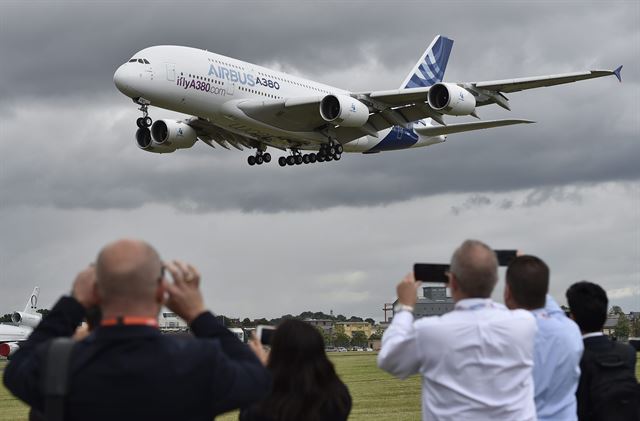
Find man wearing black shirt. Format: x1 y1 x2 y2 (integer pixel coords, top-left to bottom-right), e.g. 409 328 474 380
4 239 270 421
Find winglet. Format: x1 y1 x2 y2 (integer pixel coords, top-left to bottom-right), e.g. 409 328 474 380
613 65 623 82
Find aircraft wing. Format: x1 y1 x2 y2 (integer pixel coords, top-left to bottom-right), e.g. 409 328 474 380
224 65 620 145
413 119 534 136
471 68 622 93
236 96 327 132
354 66 622 111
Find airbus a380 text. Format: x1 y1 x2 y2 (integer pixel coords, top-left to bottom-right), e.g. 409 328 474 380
113 36 622 167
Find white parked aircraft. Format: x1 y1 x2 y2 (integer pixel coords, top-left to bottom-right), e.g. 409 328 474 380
0 287 41 358
113 36 622 167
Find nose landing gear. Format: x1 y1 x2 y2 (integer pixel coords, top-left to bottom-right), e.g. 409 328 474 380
134 98 153 128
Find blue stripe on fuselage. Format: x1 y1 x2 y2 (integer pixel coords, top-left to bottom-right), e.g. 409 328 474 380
368 125 419 152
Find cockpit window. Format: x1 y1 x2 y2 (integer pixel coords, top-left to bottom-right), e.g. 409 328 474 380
138 59 144 64
143 59 150 64
129 59 137 63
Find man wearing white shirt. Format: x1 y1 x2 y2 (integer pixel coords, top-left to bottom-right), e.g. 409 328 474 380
378 239 537 421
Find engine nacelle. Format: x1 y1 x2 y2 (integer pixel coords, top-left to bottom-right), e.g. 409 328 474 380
0 342 19 357
320 95 369 127
135 120 198 154
428 83 476 116
11 311 41 328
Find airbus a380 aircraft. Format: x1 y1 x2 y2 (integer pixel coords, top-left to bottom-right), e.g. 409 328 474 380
113 36 622 167
0 287 41 358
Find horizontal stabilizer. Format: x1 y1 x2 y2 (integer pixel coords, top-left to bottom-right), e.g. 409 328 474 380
414 119 534 137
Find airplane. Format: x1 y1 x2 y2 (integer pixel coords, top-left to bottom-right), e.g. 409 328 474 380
0 287 41 358
113 35 622 167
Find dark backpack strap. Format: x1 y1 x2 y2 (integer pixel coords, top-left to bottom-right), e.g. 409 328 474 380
44 338 75 421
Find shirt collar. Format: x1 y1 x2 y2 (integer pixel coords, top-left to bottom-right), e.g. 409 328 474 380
582 331 604 339
454 298 495 311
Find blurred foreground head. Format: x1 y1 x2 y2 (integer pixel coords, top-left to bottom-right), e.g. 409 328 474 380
566 281 608 333
449 239 498 299
95 239 163 315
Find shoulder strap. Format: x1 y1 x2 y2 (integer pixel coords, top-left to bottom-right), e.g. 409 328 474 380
44 337 75 421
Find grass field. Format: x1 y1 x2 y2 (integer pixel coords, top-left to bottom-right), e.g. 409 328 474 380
2 352 639 421
0 353 421 421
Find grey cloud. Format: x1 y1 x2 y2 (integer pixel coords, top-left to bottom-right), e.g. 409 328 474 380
0 183 637 318
0 2 636 102
1 88 638 213
1 1 639 317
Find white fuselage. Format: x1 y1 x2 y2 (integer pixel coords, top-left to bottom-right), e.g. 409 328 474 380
0 323 32 343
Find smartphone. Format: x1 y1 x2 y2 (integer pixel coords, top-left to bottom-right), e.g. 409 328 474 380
256 325 276 346
413 263 450 283
495 250 518 266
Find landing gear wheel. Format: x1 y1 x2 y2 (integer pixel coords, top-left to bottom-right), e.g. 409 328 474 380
302 154 310 164
334 153 341 161
286 156 296 166
248 156 256 166
295 155 303 165
136 117 145 129
328 145 336 156
317 155 325 163
336 144 344 154
309 153 317 163
278 157 287 167
143 116 152 128
326 155 333 162
256 155 264 165
263 153 271 163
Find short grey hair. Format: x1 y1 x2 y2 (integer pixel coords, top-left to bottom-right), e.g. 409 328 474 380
449 239 498 298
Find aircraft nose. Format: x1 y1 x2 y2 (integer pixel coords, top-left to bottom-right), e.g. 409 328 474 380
113 64 138 97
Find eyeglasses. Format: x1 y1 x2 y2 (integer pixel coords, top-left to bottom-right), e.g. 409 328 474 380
158 266 165 284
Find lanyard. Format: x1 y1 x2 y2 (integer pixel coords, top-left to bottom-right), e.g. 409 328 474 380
532 310 550 319
455 300 495 311
100 316 159 327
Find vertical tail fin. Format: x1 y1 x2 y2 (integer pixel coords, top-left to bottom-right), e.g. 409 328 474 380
400 35 454 89
23 286 39 314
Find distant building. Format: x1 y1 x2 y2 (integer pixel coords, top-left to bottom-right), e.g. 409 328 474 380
335 321 372 338
367 338 382 351
159 312 188 331
392 285 454 320
304 318 335 335
603 316 619 336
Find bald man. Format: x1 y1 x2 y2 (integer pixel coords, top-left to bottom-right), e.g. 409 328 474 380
378 239 538 421
4 239 270 421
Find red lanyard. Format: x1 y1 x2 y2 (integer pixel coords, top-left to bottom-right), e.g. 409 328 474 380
101 316 159 327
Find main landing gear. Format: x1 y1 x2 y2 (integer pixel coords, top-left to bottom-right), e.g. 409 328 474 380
247 150 272 166
277 143 343 167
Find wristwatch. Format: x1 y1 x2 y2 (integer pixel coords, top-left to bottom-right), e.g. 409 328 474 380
394 303 414 314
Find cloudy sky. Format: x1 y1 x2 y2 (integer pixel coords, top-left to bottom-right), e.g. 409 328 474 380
1 1 638 321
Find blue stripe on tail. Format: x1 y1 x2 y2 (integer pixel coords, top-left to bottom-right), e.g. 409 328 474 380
404 36 454 89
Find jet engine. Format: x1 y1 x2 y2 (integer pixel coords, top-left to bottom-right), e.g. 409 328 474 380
0 342 19 357
11 311 41 328
320 94 369 127
428 83 476 116
135 120 198 153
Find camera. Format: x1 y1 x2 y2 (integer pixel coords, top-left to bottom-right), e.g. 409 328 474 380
256 325 276 346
